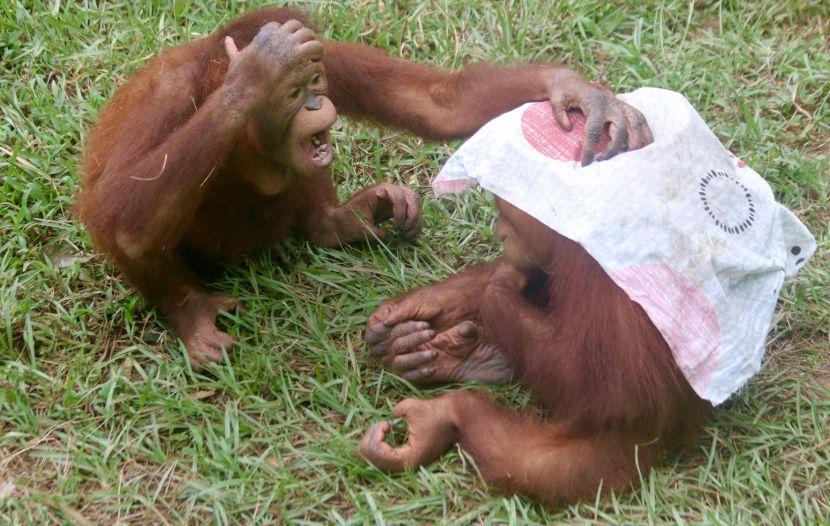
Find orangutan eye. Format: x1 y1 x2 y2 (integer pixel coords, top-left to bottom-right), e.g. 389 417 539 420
311 74 322 85
288 87 302 99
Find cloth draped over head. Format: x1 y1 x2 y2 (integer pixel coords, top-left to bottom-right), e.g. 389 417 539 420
432 88 816 405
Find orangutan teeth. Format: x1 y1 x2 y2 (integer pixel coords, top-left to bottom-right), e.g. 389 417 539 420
311 135 321 147
312 144 328 160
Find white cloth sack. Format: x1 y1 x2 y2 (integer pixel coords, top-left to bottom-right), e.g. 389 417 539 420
433 88 816 405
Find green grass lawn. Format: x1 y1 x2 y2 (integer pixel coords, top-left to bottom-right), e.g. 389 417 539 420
1 0 828 523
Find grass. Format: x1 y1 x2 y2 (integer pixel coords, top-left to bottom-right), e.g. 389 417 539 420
1 0 828 523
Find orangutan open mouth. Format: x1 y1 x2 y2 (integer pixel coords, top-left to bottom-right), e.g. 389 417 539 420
304 129 332 167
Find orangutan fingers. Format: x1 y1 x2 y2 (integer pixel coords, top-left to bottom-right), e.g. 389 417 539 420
549 94 572 131
380 299 443 327
223 36 240 61
366 320 431 356
367 320 432 356
292 27 316 44
279 19 305 34
403 189 422 238
390 329 436 354
391 187 409 229
358 421 407 472
596 118 627 162
401 366 437 383
624 105 653 151
388 349 439 371
430 321 479 356
581 112 606 166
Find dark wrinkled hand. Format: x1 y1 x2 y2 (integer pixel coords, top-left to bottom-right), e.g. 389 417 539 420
341 183 421 241
224 20 324 94
365 300 439 359
546 68 654 166
366 318 513 385
366 318 436 374
370 183 421 239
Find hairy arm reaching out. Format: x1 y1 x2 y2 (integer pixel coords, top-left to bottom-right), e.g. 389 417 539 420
322 41 651 165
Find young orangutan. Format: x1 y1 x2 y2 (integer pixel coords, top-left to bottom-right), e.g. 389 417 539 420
360 198 709 508
78 7 651 367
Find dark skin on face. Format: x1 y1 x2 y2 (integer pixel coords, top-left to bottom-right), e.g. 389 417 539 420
236 55 338 193
360 199 709 509
78 7 653 368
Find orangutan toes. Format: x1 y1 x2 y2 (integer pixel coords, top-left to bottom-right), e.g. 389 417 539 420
358 420 408 472
168 292 244 368
181 323 236 368
359 396 458 472
369 319 513 385
438 324 514 384
206 293 246 316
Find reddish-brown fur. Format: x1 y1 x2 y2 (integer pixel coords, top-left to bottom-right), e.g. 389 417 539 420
77 8 576 365
78 6 653 367
361 199 710 508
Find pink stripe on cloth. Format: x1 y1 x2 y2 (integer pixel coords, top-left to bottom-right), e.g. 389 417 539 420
432 169 475 196
520 102 610 161
609 263 721 397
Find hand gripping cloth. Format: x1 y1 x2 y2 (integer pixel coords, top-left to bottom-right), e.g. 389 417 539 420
432 87 816 405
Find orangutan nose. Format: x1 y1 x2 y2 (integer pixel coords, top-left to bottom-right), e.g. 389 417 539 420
304 94 321 111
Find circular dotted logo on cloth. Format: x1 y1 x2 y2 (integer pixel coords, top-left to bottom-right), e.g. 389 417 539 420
520 102 610 161
698 169 755 234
